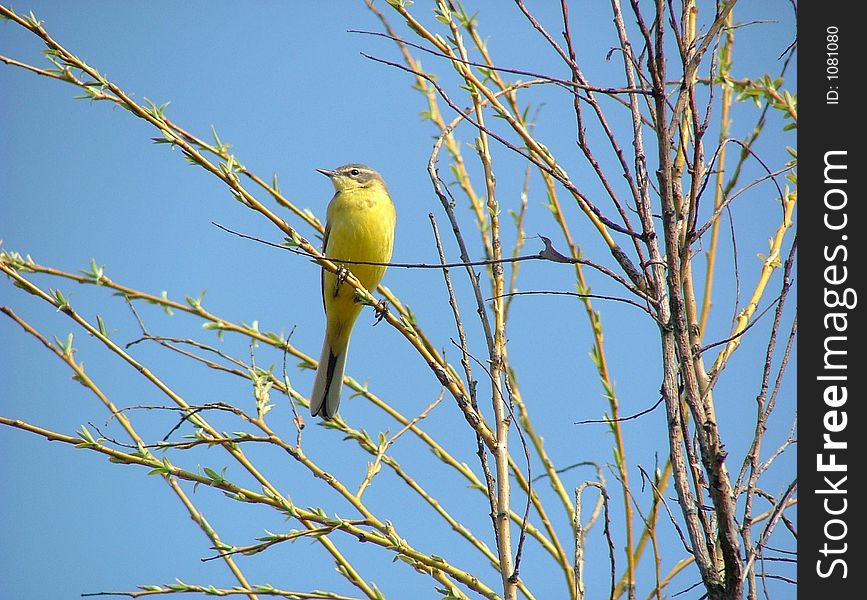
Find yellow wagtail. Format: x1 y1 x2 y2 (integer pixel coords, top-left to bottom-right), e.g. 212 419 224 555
310 164 396 418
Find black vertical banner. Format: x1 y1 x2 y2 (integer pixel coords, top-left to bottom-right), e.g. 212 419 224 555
798 3 862 597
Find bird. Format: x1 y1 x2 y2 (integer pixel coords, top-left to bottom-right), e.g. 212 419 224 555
310 164 396 418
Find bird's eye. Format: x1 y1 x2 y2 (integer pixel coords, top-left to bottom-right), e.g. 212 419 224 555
350 168 360 176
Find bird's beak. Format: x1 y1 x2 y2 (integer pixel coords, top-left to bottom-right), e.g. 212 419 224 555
316 168 337 178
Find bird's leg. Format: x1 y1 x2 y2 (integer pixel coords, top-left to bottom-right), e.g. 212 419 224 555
372 299 389 326
333 265 349 297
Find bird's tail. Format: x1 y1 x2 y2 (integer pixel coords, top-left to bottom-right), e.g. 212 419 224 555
310 336 349 418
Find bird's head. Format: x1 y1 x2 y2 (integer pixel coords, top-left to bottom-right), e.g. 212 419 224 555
317 163 386 193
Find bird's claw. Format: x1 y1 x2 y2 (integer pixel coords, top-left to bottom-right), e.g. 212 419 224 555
333 265 349 297
373 299 389 326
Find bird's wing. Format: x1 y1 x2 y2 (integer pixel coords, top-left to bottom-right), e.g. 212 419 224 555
320 222 331 311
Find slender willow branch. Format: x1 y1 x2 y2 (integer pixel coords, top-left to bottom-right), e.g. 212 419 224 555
82 584 361 599
349 28 652 96
212 222 653 306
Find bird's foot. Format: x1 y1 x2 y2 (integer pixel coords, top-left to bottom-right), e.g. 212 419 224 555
372 299 389 326
333 265 349 297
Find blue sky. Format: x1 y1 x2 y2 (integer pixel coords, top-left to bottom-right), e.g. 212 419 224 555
2 2 797 599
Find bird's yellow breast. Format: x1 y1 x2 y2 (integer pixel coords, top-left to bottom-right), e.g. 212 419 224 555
325 185 395 287
322 184 396 349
